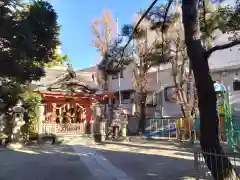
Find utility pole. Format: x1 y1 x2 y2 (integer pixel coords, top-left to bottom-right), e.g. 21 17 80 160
116 18 122 106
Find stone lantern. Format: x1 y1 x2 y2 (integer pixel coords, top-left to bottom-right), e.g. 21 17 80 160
11 99 26 143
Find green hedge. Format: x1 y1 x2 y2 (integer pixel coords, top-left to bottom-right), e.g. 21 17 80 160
21 91 42 139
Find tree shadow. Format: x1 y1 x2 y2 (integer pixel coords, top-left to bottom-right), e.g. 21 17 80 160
0 144 92 180
99 139 196 154
70 144 205 180
0 143 218 180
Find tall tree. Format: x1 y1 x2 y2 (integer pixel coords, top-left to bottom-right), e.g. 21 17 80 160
146 0 240 178
181 0 240 179
108 0 240 178
111 19 172 134
146 0 239 142
91 10 116 89
0 0 60 106
0 0 60 83
145 4 195 139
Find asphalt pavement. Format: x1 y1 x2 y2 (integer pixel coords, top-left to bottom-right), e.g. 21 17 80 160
0 145 93 180
0 138 202 180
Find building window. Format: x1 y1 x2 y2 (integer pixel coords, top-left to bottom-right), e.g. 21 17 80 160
146 93 154 106
233 79 240 91
112 69 123 79
164 86 177 102
122 91 130 100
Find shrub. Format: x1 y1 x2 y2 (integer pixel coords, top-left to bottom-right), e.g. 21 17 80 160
21 91 42 139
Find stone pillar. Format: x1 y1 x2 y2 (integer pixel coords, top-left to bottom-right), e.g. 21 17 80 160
11 105 26 142
38 104 45 134
0 114 5 132
120 113 128 140
0 114 7 146
100 118 106 141
52 103 57 123
112 109 121 139
11 112 25 142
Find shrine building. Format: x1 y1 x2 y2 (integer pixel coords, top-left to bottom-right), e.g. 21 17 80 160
31 65 113 135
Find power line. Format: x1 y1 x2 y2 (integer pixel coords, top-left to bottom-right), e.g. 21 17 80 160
112 0 159 71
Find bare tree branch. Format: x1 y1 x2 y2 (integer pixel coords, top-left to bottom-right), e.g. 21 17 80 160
112 0 160 71
205 39 240 59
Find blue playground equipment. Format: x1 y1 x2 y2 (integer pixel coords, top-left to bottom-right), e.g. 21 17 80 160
194 82 227 132
144 127 176 137
143 117 178 137
143 82 237 146
194 82 227 136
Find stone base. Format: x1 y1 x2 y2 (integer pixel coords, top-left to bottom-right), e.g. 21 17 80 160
112 136 129 142
7 142 23 149
93 134 104 143
38 134 56 145
120 136 129 142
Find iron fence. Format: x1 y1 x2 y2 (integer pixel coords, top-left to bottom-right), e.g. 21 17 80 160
226 116 240 151
144 117 196 141
194 150 240 180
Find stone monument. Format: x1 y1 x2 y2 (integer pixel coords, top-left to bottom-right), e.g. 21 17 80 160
112 106 122 138
92 103 102 142
8 100 26 149
0 114 5 132
0 114 7 146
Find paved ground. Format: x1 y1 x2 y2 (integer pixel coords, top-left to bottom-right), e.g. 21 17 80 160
92 140 197 180
0 145 93 180
0 138 204 180
69 137 199 180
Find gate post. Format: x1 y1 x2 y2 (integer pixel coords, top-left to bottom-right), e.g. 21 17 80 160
37 104 45 144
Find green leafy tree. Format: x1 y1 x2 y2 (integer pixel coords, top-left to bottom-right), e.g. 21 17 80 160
0 0 60 83
0 79 24 110
45 53 69 68
0 0 60 107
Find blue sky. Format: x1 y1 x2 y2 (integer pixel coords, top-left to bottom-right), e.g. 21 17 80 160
48 0 151 69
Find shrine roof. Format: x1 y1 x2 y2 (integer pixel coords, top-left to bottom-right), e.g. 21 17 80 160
31 65 101 94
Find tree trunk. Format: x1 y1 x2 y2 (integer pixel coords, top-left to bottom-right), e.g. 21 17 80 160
138 93 147 134
182 0 238 179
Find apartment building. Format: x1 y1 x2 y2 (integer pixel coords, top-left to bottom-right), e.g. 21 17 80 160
35 32 239 118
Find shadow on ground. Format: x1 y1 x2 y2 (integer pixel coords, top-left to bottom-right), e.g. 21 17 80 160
70 142 201 180
99 139 197 154
0 145 92 180
0 141 210 180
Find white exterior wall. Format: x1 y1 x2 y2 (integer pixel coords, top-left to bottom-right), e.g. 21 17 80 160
105 32 240 116
213 71 240 92
107 68 134 92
